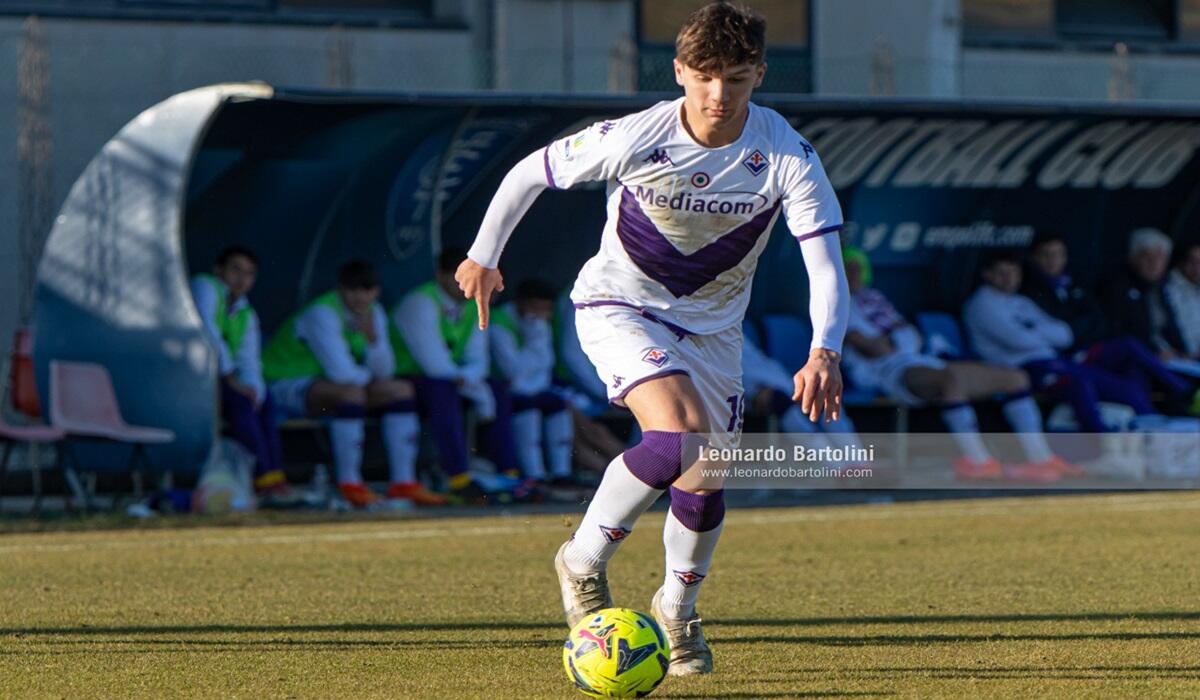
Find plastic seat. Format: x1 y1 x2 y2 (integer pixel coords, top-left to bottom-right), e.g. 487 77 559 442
760 314 813 372
49 361 175 444
915 311 967 360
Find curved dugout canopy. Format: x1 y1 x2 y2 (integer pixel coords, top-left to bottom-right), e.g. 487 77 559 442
35 85 1200 473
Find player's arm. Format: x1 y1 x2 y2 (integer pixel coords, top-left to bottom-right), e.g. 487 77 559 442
296 306 371 386
779 135 849 422
459 120 626 329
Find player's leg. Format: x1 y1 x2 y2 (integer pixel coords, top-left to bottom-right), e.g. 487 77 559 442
367 378 442 506
220 380 280 490
648 329 741 676
902 365 998 476
306 379 373 507
945 362 1065 473
538 391 574 482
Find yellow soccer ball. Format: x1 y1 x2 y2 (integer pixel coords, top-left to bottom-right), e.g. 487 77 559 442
563 607 670 698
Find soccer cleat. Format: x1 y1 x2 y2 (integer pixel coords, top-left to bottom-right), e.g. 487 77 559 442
256 482 308 510
387 481 449 507
554 541 612 628
1002 461 1063 483
337 482 381 509
448 478 498 506
952 457 1003 481
650 587 713 676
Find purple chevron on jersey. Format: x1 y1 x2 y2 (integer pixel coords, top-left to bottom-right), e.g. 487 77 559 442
616 187 780 297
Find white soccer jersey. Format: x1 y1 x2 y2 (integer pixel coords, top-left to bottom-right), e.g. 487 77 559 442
546 97 843 336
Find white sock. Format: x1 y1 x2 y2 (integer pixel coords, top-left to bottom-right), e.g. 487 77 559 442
329 418 364 485
512 409 545 480
941 404 992 463
660 508 723 619
382 411 419 484
1002 396 1053 463
562 454 663 574
544 410 574 479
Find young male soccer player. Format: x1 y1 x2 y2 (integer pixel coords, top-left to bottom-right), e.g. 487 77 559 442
191 246 296 505
262 261 419 509
457 3 848 676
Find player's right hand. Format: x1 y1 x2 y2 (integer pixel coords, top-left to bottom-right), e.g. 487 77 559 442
455 257 505 330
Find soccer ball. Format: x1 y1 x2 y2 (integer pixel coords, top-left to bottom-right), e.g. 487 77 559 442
563 607 670 698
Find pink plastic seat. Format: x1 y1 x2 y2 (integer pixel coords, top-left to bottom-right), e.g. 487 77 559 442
49 361 174 444
0 417 64 443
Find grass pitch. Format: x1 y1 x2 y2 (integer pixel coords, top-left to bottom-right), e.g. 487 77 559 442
2 492 1200 698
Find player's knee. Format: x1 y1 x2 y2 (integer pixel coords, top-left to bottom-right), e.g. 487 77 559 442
1007 370 1031 394
330 384 367 406
623 431 685 490
668 486 725 532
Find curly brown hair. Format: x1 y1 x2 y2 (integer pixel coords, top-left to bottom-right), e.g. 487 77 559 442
675 2 766 72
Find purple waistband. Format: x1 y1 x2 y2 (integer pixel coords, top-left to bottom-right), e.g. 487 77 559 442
573 300 695 340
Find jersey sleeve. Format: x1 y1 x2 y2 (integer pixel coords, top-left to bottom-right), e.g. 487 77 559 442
778 133 844 241
543 119 628 189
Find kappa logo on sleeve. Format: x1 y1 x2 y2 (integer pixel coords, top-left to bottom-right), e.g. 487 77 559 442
641 348 669 367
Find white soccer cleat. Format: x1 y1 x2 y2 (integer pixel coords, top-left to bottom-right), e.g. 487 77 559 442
554 541 612 627
650 587 713 675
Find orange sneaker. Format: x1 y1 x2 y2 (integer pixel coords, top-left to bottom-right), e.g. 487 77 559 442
387 482 449 507
953 457 1003 481
338 482 381 509
1003 461 1063 483
1038 455 1085 478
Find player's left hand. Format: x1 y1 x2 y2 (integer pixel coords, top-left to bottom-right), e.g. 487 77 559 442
793 348 843 423
455 257 505 330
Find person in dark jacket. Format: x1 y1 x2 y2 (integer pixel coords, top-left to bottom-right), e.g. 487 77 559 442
1021 232 1114 352
1097 228 1189 359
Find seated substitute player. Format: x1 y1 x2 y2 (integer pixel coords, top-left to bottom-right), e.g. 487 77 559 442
489 279 575 486
456 3 847 676
841 247 1074 482
390 247 521 505
191 246 298 506
262 261 419 510
1166 241 1200 363
964 252 1158 433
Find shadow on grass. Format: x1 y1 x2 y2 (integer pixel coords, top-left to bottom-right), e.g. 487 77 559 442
726 631 1200 646
3 610 1198 638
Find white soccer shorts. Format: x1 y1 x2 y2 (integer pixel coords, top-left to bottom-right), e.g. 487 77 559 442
268 377 315 418
574 304 744 449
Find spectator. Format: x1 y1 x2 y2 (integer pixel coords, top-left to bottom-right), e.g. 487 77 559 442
262 260 420 510
1021 232 1114 352
390 247 522 503
842 247 1074 482
1166 241 1200 360
1024 233 1197 414
190 246 298 507
490 279 576 487
964 252 1157 433
1098 228 1189 360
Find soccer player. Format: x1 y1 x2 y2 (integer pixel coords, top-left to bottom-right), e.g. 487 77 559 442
390 247 522 505
190 246 297 506
262 261 419 509
489 279 575 486
842 247 1075 482
456 2 847 675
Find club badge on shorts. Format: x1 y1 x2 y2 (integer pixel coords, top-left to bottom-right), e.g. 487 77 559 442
641 348 669 367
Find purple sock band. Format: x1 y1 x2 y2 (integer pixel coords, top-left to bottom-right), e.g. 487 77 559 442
623 431 683 489
381 399 417 414
669 487 725 532
333 403 365 419
1000 391 1032 404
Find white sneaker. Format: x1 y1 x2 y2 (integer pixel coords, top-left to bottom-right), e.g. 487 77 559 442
650 587 712 675
554 541 612 627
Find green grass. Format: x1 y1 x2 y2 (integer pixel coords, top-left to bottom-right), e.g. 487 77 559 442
2 492 1200 698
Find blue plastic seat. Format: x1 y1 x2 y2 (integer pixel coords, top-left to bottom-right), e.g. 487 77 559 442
915 311 967 360
760 314 813 372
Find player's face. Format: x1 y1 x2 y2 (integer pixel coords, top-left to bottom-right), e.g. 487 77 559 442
1030 241 1067 278
1130 247 1169 283
1182 246 1200 285
984 261 1021 294
674 61 765 130
339 285 379 316
216 254 257 300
